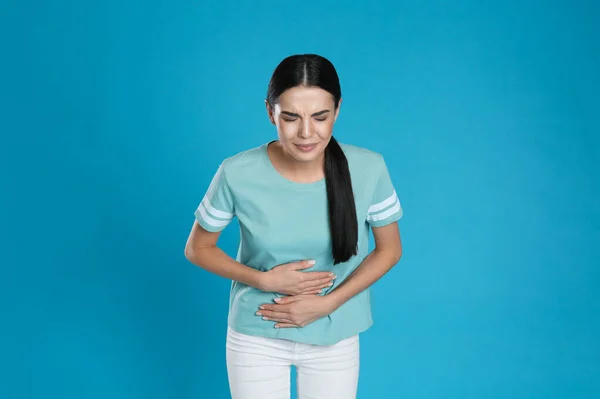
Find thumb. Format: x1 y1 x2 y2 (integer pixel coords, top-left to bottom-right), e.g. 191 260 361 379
289 260 316 271
274 295 300 304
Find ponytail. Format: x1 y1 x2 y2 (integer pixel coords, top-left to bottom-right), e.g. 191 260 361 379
324 137 358 264
265 54 356 263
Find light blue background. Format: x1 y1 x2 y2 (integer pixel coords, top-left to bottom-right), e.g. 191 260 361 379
2 1 599 398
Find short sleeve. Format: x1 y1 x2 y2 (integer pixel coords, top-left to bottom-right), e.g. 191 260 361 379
194 163 236 232
367 157 403 227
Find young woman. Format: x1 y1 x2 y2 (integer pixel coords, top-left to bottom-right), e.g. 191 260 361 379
184 54 403 399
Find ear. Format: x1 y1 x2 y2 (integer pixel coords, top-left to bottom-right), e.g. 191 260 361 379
265 100 275 125
334 98 342 122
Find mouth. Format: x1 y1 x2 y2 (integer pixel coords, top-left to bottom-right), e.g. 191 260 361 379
295 143 318 153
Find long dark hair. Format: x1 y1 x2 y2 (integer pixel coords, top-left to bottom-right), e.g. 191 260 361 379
266 54 358 264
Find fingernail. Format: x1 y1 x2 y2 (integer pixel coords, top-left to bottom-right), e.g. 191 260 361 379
328 282 334 286
308 260 316 265
329 272 334 276
259 306 265 309
262 316 269 320
256 311 262 316
274 298 281 303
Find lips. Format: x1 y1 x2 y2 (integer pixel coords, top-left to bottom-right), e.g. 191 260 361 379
295 143 318 152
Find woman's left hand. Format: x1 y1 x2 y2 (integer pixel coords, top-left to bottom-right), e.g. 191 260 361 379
257 294 336 328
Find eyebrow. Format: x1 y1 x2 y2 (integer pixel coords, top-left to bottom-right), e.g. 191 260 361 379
281 109 331 117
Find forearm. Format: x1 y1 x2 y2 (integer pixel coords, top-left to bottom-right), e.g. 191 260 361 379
185 245 264 290
326 248 401 310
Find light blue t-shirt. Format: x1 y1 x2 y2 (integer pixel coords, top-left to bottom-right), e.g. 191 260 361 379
194 142 403 345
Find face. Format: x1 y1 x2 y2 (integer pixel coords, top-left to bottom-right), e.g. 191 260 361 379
266 86 341 163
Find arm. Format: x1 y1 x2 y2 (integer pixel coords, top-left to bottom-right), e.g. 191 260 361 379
257 222 402 328
325 222 402 311
184 221 264 289
257 156 404 328
186 163 266 289
185 221 336 294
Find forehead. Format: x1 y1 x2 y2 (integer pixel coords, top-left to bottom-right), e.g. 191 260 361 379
276 86 335 111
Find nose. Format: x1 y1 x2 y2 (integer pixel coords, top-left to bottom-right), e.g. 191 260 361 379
298 120 312 139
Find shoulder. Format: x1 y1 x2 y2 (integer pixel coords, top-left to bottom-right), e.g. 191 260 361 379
339 142 384 161
219 143 266 171
216 143 269 185
339 142 386 172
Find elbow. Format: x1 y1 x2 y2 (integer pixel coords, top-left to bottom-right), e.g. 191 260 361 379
184 244 196 263
374 245 402 266
184 243 215 266
390 244 402 265
393 249 402 265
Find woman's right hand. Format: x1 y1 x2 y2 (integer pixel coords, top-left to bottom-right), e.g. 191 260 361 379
259 260 336 296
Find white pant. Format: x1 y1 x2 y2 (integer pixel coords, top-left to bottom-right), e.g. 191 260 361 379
226 327 360 399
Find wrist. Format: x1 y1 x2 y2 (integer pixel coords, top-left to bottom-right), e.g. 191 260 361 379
323 291 343 313
250 269 269 291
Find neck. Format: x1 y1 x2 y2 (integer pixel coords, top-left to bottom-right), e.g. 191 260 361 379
269 141 325 184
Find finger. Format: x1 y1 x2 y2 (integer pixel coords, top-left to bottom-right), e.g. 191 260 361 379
256 309 290 318
299 286 325 295
273 296 302 305
289 260 316 271
256 310 289 320
300 289 322 295
275 323 299 328
260 303 291 311
302 272 336 282
269 318 295 324
259 305 283 312
301 279 335 291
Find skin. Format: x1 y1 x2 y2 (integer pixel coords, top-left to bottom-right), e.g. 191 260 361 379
264 85 341 184
257 222 401 329
183 86 341 295
185 85 403 330
260 86 403 328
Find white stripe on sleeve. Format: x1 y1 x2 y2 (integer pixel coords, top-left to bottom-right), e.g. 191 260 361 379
196 203 231 228
201 196 234 220
368 199 402 222
368 191 397 214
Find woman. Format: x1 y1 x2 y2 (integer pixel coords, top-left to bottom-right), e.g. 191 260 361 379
184 54 403 399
